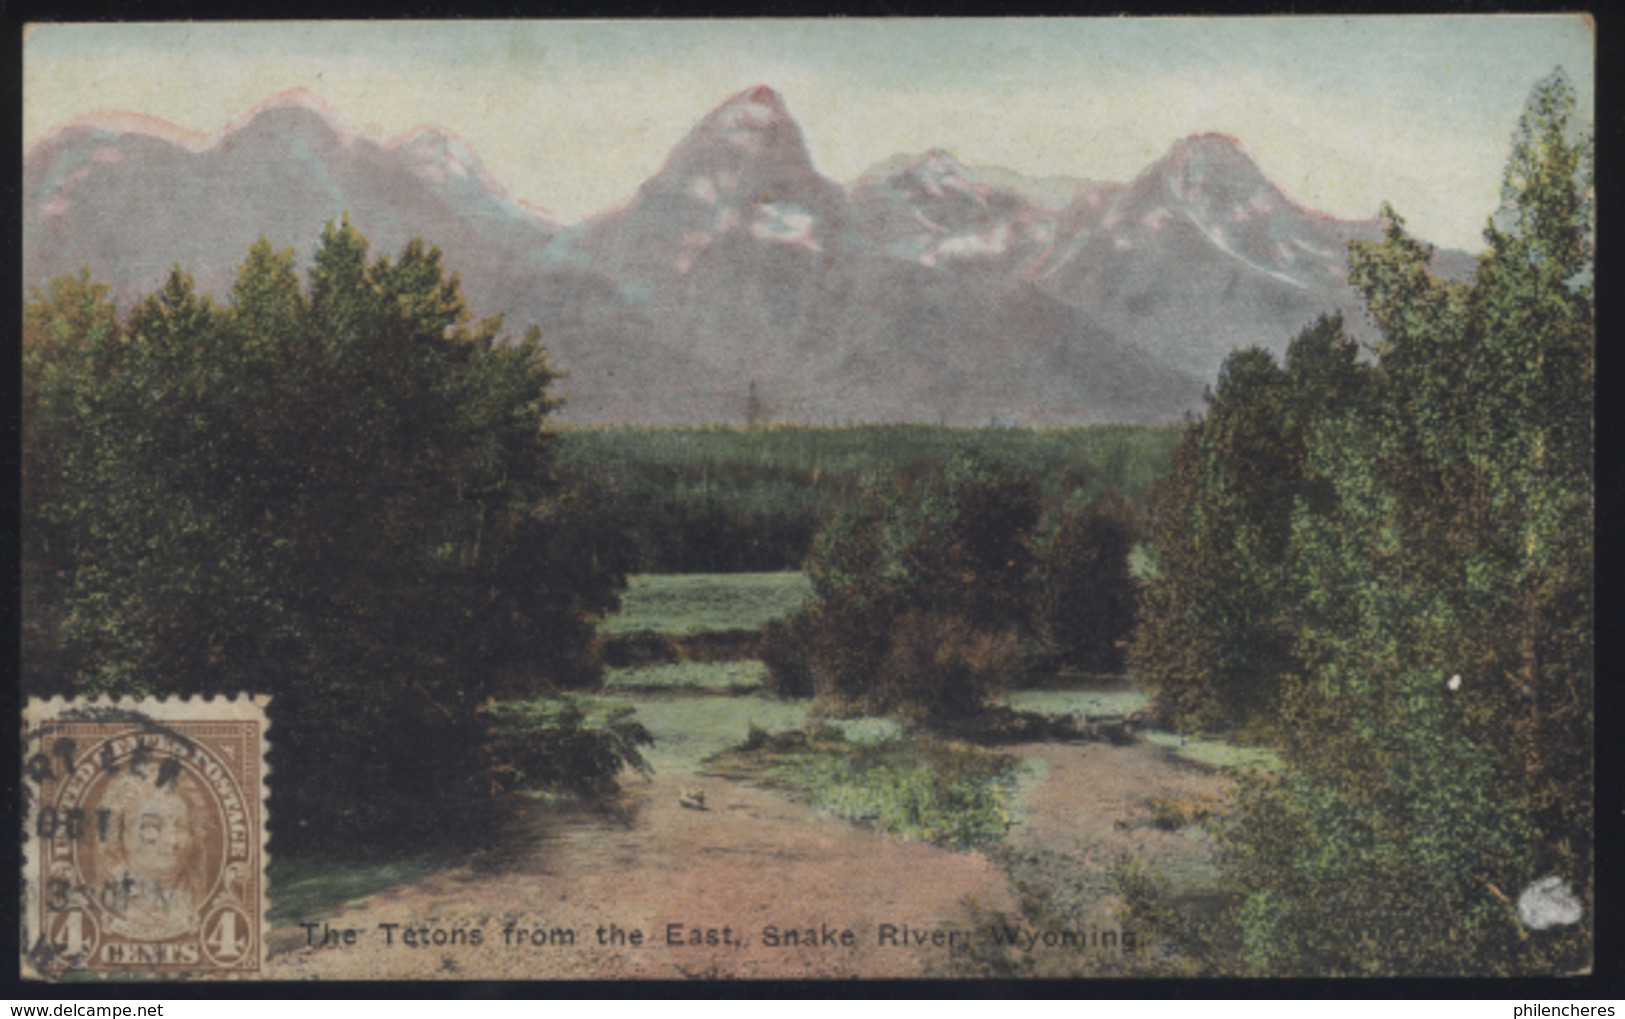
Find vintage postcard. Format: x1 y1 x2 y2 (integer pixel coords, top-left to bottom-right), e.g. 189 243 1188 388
20 17 1594 981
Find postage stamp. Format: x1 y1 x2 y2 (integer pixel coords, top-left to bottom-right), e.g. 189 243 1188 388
21 698 270 979
20 17 1593 983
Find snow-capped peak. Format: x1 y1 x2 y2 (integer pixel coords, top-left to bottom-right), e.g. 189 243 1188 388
254 87 345 122
906 149 981 199
392 126 555 223
649 84 828 204
705 85 795 154
728 84 789 114
1138 131 1350 232
1153 133 1268 200
402 127 476 176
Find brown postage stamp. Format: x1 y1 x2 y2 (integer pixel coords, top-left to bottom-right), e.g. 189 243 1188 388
21 17 1593 983
22 697 270 979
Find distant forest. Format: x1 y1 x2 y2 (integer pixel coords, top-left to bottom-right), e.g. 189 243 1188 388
555 424 1180 572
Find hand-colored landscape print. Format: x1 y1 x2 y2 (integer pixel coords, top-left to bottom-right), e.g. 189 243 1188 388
22 17 1594 980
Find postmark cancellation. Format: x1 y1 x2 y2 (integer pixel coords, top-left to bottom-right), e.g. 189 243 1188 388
22 696 271 979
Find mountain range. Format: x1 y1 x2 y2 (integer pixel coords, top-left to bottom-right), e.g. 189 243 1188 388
23 86 1473 425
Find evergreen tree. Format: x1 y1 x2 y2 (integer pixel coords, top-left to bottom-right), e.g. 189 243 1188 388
1131 338 1316 731
24 221 637 851
1033 488 1138 674
21 270 124 694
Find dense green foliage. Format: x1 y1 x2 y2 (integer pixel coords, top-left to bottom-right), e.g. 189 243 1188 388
1032 490 1139 673
22 222 640 851
21 269 120 694
765 456 1141 719
764 459 1037 717
556 424 1179 572
1123 71 1593 975
1130 323 1348 732
729 725 1021 849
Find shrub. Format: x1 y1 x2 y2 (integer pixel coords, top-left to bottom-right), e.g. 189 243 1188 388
875 611 1023 721
1033 490 1140 673
764 457 1038 720
739 729 1021 849
768 454 1144 720
1144 795 1222 831
487 698 653 798
759 619 817 698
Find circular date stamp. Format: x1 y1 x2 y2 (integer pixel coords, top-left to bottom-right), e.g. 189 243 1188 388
21 696 270 979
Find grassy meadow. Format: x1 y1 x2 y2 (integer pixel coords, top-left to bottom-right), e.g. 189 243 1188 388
517 569 1273 846
604 660 770 693
600 572 816 636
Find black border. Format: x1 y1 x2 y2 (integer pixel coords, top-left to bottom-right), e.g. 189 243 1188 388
4 0 1617 1001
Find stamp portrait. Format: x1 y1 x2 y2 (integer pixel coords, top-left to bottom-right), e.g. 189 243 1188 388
23 698 270 978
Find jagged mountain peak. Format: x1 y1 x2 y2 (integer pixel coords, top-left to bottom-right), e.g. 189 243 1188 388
1137 131 1371 235
912 148 968 172
696 85 798 149
27 84 1465 426
854 151 1089 210
903 149 981 193
250 87 345 121
1167 131 1251 160
233 97 352 149
28 87 354 160
857 148 1016 207
189 87 355 145
659 85 817 180
394 125 554 222
1145 132 1274 203
398 125 487 174
729 84 790 112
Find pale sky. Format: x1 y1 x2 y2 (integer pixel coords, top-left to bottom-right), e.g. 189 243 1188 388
24 17 1594 252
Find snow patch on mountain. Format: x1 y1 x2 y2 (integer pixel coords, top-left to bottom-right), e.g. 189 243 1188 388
1183 210 1307 289
690 176 719 204
750 202 820 250
911 151 984 202
927 223 1009 263
397 126 555 225
912 209 948 234
717 100 782 154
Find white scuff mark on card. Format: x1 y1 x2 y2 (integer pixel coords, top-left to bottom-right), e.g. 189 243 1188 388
1517 876 1583 930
